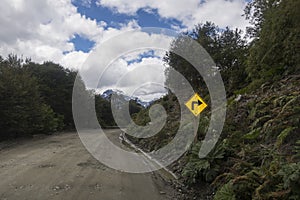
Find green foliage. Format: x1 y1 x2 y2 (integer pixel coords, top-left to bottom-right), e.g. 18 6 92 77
197 115 210 140
293 140 300 161
35 104 64 133
214 182 236 200
95 95 116 128
278 162 300 193
276 127 296 147
154 2 300 197
246 0 300 84
165 22 248 96
244 0 281 38
127 93 182 152
0 54 122 138
182 141 227 184
243 128 261 140
214 162 300 200
24 61 77 128
212 78 300 199
140 0 300 199
129 99 143 115
231 169 265 200
0 55 63 138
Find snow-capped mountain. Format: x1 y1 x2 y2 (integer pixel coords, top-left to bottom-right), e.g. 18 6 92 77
100 89 154 107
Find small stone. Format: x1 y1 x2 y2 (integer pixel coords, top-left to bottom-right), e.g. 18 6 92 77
235 94 242 102
94 183 101 190
65 184 71 190
53 186 60 191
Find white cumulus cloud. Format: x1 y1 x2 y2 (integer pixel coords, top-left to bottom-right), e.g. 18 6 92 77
79 30 172 101
96 0 249 31
0 0 123 69
0 0 250 101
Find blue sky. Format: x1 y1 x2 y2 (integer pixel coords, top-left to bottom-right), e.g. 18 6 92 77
74 1 182 29
0 0 249 68
71 0 184 52
0 0 250 100
69 0 249 54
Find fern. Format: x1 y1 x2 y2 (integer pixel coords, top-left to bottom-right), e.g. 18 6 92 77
292 140 300 161
214 182 236 200
243 128 261 140
276 127 296 147
182 141 226 184
277 162 300 191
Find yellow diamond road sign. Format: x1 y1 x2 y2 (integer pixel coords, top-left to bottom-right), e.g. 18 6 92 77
185 93 207 116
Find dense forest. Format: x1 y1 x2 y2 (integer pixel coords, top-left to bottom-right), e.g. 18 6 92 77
130 0 300 199
0 56 140 139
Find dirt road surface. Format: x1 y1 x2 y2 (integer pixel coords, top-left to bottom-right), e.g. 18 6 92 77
0 130 178 200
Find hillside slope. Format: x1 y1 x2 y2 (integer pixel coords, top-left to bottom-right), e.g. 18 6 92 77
129 74 299 200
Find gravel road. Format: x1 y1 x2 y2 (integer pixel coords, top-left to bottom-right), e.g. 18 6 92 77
0 130 177 200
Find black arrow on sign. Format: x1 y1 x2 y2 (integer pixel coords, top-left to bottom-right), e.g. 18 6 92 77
191 100 202 110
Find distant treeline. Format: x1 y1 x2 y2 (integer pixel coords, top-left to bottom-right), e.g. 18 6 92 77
0 55 142 140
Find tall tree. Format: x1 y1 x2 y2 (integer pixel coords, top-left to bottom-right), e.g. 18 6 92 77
246 0 300 81
0 55 62 139
244 0 281 38
165 22 248 96
24 62 77 128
